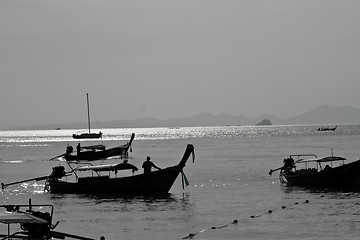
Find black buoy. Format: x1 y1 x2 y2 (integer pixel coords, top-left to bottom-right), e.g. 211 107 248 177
232 219 238 224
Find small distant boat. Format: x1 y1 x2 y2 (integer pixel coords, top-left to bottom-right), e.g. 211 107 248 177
318 125 337 131
2 144 195 195
64 133 135 161
0 199 101 240
72 93 102 139
269 152 360 186
73 132 102 139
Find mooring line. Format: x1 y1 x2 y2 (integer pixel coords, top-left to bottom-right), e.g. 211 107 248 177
182 199 310 239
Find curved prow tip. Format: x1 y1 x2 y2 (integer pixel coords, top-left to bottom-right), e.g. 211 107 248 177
179 144 195 167
130 133 135 142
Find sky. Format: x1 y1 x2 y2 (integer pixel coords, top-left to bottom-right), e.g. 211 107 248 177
0 0 359 129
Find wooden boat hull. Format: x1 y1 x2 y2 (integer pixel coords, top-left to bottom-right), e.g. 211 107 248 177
282 159 360 186
49 165 183 194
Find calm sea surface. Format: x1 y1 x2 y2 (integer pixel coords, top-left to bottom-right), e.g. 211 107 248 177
1 125 360 240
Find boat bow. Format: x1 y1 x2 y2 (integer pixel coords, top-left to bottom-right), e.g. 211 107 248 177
179 144 195 168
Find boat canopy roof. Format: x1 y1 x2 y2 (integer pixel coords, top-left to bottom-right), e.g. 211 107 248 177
75 162 138 172
0 212 49 224
295 156 346 164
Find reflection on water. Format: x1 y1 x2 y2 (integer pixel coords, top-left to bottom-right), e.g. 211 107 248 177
47 192 194 214
2 125 359 143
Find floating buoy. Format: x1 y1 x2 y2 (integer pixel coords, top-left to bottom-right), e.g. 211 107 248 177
281 206 286 209
268 210 273 214
232 219 238 224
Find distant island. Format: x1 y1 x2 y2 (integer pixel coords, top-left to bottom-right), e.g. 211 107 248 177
256 119 272 126
6 104 360 130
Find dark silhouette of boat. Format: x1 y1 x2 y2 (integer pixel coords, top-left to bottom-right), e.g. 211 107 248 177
0 199 101 240
73 132 102 139
317 125 337 131
63 133 135 161
72 93 102 139
269 153 360 186
2 144 195 195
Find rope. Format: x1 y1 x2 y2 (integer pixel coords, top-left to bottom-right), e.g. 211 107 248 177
182 199 310 239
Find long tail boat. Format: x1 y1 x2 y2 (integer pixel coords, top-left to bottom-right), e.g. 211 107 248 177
0 199 102 240
269 152 360 186
2 144 195 195
61 133 135 161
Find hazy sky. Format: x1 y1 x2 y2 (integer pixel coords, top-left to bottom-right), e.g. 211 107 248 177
1 0 359 129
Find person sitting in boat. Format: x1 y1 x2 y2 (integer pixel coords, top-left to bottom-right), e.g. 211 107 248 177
142 156 161 174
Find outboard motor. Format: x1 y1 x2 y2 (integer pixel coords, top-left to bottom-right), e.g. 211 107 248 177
65 145 73 156
50 166 66 179
283 157 295 172
21 211 51 238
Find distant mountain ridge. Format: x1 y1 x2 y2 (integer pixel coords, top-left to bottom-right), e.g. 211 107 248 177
12 105 360 130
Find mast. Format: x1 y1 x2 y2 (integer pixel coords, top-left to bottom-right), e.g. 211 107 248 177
86 93 91 134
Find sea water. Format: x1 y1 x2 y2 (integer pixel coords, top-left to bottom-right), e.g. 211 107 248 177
1 125 360 240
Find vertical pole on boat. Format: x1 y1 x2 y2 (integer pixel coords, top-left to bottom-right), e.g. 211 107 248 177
29 198 32 212
181 171 185 189
86 93 90 134
7 222 10 238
